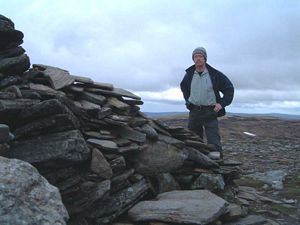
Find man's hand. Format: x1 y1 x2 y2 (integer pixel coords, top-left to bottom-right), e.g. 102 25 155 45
185 101 192 110
214 103 223 112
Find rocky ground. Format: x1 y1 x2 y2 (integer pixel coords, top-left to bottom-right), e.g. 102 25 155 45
158 114 300 225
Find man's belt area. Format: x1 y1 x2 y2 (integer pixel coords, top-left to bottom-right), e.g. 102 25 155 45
189 103 215 110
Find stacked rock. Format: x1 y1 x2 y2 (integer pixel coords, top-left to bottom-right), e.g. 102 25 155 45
0 15 30 78
0 124 13 155
0 15 244 225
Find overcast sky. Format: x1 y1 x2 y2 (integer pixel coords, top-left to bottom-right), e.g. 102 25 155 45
2 0 300 114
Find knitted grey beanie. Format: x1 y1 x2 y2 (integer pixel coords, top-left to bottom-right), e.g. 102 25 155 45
192 47 207 61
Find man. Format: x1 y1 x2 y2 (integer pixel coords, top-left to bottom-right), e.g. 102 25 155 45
180 47 234 158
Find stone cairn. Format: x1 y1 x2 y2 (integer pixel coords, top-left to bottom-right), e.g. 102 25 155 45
0 15 244 225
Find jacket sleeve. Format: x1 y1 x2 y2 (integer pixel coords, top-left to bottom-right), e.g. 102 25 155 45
180 73 189 102
218 73 234 107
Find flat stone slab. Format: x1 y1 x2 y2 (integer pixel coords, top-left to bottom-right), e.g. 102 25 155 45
70 75 94 84
87 138 118 151
80 91 106 105
7 130 90 167
33 64 75 90
128 190 228 225
86 87 141 100
107 97 130 111
116 127 146 143
224 214 267 225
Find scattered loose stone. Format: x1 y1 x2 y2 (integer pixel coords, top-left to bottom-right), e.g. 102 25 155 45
128 190 229 225
245 170 288 190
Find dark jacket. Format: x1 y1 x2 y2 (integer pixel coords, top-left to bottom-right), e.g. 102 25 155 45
180 63 234 117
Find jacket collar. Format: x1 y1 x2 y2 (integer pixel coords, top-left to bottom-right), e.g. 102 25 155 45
186 63 216 78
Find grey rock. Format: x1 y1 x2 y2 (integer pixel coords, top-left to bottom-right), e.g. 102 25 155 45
86 87 140 100
91 81 114 90
20 90 41 99
208 151 221 160
140 123 159 141
111 168 135 186
115 137 131 147
0 98 40 113
0 124 9 143
185 139 212 154
0 156 69 224
80 91 106 105
158 134 184 147
191 173 225 191
110 156 126 174
116 126 146 143
0 15 15 30
155 173 181 194
0 75 23 88
85 179 149 224
245 170 288 190
74 80 113 90
128 190 228 225
87 138 118 152
83 131 116 140
213 165 241 180
0 16 23 50
13 113 80 139
104 117 128 127
66 180 111 215
129 117 148 127
28 82 66 97
117 143 141 154
78 99 101 111
0 91 16 99
0 143 9 154
70 75 94 84
131 141 187 175
18 99 79 122
184 146 219 168
7 130 90 168
0 98 40 123
220 159 243 166
107 97 130 111
98 106 112 119
148 120 171 136
221 203 243 221
224 214 267 225
90 148 113 179
108 114 131 122
124 99 144 105
0 54 30 74
33 64 75 90
3 85 22 97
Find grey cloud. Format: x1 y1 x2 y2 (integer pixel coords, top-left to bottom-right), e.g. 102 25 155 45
2 0 300 113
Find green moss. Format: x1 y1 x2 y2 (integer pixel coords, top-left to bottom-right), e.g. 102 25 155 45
280 175 300 198
234 177 265 188
270 203 297 215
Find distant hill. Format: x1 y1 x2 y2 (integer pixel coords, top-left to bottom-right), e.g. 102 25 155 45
144 111 300 120
227 112 300 121
145 112 187 118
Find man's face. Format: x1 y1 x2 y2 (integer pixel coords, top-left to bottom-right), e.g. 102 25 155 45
193 54 206 67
